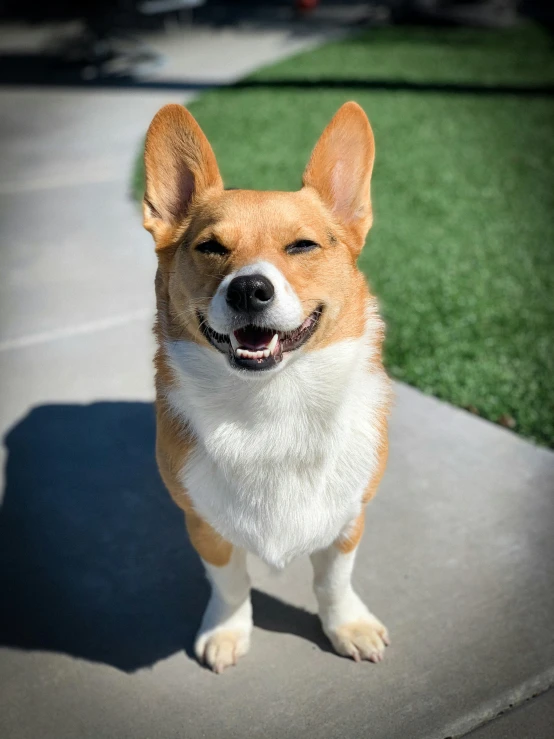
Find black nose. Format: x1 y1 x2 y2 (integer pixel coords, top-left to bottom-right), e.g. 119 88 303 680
226 274 275 313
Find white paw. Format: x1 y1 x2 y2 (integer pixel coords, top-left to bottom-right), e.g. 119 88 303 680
326 615 390 663
194 627 251 674
194 591 253 674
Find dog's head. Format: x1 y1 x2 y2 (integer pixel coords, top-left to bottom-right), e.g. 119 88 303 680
144 102 376 376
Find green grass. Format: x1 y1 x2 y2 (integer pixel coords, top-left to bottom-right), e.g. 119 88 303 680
134 24 554 447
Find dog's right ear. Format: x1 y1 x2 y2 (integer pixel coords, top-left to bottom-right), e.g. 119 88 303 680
143 104 223 245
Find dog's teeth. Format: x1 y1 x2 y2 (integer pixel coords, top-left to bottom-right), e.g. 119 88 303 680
236 348 264 360
235 336 278 361
267 334 279 355
235 346 272 360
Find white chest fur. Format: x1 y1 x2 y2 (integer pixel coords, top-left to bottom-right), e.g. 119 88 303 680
163 316 389 569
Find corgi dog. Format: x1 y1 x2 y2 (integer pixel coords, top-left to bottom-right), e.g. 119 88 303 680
143 101 391 673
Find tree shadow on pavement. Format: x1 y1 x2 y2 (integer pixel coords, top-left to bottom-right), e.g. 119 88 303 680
0 401 329 672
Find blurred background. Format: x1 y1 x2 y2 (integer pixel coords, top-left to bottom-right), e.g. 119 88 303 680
1 0 552 445
0 2 553 739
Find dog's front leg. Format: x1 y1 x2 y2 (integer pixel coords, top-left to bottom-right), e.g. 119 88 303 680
311 514 389 663
185 510 252 673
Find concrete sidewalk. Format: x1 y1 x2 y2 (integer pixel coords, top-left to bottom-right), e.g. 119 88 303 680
1 23 553 739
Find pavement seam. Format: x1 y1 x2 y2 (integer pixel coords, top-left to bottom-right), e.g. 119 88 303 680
440 668 554 739
0 309 153 352
0 170 127 195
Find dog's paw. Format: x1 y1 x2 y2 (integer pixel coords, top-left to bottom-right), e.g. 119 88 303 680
195 628 251 674
327 616 390 663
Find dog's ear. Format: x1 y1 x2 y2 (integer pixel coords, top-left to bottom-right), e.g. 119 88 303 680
143 104 223 244
302 102 375 253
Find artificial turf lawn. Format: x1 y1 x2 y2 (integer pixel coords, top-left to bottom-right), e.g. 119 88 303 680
134 24 554 447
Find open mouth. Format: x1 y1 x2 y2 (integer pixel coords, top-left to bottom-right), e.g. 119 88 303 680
198 307 323 371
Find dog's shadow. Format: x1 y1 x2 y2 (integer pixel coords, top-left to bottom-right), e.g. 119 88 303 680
0 401 329 672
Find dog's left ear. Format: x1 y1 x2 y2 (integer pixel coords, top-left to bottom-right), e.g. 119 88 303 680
143 104 223 245
302 102 375 254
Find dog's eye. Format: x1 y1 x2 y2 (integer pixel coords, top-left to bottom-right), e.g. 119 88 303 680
286 240 320 255
195 240 229 256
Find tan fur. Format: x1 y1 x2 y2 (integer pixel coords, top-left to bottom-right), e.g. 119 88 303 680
303 102 375 253
155 386 233 567
143 104 222 246
144 102 388 570
335 422 389 554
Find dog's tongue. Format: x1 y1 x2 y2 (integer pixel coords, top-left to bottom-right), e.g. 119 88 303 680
234 326 275 351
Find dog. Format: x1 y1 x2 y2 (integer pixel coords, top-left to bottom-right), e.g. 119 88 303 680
142 101 392 673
